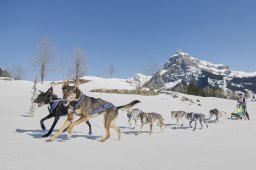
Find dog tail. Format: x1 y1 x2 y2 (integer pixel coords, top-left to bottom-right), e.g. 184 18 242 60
117 100 140 111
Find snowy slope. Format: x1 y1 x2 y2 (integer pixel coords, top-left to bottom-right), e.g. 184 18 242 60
0 78 256 170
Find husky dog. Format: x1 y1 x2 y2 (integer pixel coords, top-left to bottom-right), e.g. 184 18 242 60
171 111 187 128
186 112 208 131
209 109 227 122
126 108 143 129
218 111 227 121
136 112 166 135
34 86 92 137
46 81 140 142
209 109 219 121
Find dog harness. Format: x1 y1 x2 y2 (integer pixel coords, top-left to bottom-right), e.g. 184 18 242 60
71 95 114 116
71 95 84 115
89 102 114 115
48 99 62 113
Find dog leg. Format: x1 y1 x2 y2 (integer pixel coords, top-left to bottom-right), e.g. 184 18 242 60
40 114 54 130
215 116 218 122
205 119 208 128
100 127 110 142
46 113 74 142
199 119 203 129
160 124 164 133
67 116 88 137
85 121 92 135
149 123 153 135
175 119 179 128
110 120 121 140
42 116 60 138
100 115 111 142
128 118 133 129
208 115 213 120
136 123 145 135
193 121 197 131
189 120 193 128
128 118 131 125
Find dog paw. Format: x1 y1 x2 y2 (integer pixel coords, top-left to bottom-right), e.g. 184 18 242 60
99 139 106 142
88 132 92 135
45 137 55 142
41 126 46 131
68 133 72 138
42 134 49 138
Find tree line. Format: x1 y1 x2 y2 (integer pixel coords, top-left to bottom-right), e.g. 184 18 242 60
173 82 229 98
7 38 116 83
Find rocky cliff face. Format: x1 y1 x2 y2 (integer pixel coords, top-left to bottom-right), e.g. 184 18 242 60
145 50 256 93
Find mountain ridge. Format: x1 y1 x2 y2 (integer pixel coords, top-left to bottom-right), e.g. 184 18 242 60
145 50 256 94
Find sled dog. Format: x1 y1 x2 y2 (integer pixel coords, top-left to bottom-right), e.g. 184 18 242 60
46 81 140 142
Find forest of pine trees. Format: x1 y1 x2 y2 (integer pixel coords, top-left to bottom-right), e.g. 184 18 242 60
173 82 227 98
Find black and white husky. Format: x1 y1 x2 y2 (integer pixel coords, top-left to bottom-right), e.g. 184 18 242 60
126 108 144 129
186 112 208 131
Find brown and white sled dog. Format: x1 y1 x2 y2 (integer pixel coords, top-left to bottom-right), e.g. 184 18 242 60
171 111 187 128
136 112 166 135
46 81 140 142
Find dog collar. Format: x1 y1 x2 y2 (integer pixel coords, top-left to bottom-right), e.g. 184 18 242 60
48 99 62 113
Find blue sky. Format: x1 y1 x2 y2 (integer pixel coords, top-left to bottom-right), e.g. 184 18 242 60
0 0 256 80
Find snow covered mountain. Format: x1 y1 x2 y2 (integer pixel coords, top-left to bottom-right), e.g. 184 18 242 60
126 73 152 87
145 50 256 93
0 68 11 78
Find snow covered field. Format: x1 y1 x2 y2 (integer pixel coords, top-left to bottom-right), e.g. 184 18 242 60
0 77 256 170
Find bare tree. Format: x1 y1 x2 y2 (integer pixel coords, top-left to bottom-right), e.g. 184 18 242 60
144 60 159 76
35 38 54 83
59 55 70 80
108 65 115 78
29 76 37 117
7 65 26 80
70 48 86 81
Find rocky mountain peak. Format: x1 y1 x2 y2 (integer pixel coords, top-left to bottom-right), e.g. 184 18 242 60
145 50 256 93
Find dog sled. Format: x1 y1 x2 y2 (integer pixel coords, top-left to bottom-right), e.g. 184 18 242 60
231 104 249 120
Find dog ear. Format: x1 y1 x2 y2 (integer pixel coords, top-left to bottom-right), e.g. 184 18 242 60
62 80 69 88
47 86 53 94
75 80 80 89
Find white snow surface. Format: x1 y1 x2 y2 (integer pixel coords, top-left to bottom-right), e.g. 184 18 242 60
1 77 256 170
230 70 256 78
164 79 182 89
